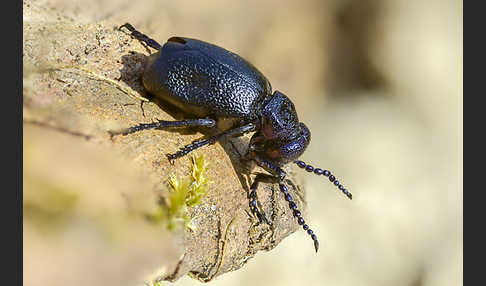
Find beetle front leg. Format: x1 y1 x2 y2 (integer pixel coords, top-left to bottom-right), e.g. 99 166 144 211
248 173 275 224
251 156 287 181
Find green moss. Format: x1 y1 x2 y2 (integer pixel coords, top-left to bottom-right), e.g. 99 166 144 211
147 281 163 286
149 154 210 231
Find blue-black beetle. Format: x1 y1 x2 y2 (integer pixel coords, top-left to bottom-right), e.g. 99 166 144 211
117 23 352 252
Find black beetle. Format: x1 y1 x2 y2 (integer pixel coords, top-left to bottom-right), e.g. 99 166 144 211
117 23 352 252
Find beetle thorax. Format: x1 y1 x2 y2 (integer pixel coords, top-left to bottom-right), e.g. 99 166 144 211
249 91 311 166
260 90 300 140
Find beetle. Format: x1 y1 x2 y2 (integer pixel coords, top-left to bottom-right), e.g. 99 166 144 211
116 23 352 252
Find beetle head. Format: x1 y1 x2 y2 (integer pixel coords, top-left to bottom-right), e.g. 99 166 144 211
249 91 311 166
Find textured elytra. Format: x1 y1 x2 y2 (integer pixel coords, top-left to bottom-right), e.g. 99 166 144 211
143 38 272 120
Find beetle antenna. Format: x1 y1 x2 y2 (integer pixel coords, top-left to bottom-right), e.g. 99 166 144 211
294 160 352 200
279 182 319 252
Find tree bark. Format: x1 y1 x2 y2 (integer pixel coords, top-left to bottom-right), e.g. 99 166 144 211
23 1 306 285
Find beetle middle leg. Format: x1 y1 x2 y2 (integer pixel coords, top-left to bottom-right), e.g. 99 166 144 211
167 123 256 162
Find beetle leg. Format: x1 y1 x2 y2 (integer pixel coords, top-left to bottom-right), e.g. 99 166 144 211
119 23 162 50
167 123 256 162
248 173 273 224
110 118 216 136
251 156 287 181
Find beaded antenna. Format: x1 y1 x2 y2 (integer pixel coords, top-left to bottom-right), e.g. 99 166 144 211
295 160 353 200
272 160 352 252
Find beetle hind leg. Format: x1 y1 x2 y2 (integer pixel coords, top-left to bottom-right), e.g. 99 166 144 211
119 23 162 50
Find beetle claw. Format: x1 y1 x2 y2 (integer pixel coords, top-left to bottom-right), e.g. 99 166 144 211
166 154 176 165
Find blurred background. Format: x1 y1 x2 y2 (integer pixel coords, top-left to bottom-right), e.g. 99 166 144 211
24 0 462 285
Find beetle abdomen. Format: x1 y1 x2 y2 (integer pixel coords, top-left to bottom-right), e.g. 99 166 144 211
143 37 272 119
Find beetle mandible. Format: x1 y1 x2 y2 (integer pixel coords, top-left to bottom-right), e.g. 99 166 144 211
116 23 352 252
